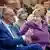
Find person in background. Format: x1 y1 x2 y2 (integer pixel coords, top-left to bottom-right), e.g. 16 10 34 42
0 7 26 50
19 0 24 8
45 8 50 50
4 0 21 9
27 6 46 22
43 1 50 10
20 7 49 50
43 1 50 50
32 4 44 10
14 8 28 28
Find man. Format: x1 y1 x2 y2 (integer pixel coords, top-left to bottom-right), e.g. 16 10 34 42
0 8 43 50
0 8 26 50
4 0 21 9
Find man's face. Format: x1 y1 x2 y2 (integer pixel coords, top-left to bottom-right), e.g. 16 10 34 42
39 8 46 16
5 0 21 9
4 8 16 24
44 1 49 10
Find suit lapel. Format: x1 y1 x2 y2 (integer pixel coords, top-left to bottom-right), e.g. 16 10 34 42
1 22 13 38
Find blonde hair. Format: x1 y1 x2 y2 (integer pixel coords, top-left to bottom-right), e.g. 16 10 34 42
27 14 34 21
32 4 44 10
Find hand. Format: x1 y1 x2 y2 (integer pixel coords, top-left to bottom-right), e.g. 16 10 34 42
24 35 40 44
24 35 32 44
25 28 34 37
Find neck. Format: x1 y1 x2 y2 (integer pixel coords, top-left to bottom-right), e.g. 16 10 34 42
33 21 41 24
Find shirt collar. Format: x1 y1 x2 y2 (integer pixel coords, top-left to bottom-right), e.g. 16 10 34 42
2 20 10 27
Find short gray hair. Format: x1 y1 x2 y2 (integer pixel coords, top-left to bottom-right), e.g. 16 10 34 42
2 7 15 19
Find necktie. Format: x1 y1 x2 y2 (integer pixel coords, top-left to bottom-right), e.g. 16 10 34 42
9 25 18 39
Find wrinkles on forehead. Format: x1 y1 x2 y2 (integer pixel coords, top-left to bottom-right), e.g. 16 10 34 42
3 8 15 16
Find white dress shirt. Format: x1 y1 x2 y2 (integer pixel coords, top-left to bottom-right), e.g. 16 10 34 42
2 21 15 38
2 20 26 40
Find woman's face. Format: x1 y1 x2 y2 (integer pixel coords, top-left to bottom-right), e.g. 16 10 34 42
33 15 42 23
27 14 42 23
32 9 42 23
32 8 46 23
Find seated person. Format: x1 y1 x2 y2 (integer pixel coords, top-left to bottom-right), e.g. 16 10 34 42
20 8 49 50
14 8 28 28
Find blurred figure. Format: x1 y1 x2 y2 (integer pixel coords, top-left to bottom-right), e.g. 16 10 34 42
32 4 44 10
46 8 50 50
20 8 49 50
27 7 46 22
4 0 21 9
0 8 25 50
44 1 50 10
14 8 28 28
24 4 33 15
19 0 24 8
46 10 50 25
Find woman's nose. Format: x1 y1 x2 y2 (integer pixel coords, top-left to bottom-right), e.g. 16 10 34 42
33 17 37 20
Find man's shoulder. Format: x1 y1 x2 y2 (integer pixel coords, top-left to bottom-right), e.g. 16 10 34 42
0 20 4 29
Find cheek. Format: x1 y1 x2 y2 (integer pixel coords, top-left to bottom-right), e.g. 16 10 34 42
37 17 42 21
9 17 15 21
5 16 10 20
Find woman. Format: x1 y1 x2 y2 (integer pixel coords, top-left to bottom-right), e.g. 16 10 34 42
45 8 50 50
19 8 49 50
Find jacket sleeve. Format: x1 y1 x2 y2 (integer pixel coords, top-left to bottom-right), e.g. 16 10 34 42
0 29 26 47
1 36 25 46
19 22 29 35
19 21 42 35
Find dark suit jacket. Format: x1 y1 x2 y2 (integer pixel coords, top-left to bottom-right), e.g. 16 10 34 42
0 22 26 50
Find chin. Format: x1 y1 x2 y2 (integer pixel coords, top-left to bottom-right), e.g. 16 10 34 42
10 21 15 24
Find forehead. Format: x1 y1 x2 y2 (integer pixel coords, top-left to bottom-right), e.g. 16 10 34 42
4 8 15 15
6 0 17 4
